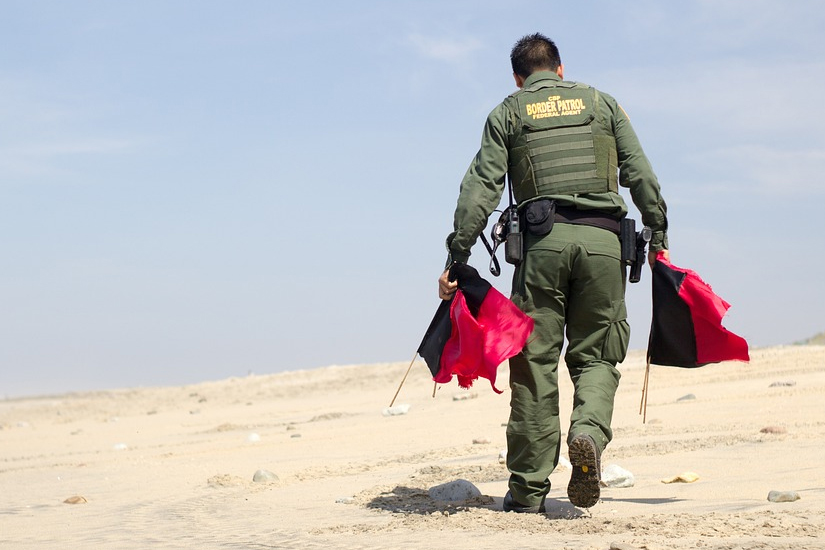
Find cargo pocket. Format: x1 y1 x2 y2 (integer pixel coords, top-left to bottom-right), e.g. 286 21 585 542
602 300 630 364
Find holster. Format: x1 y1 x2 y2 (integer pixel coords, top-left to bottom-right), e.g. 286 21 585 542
619 218 650 283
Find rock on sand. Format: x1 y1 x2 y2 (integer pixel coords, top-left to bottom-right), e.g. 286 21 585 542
428 479 482 502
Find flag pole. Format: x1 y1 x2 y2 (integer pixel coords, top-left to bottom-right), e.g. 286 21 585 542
639 357 647 414
432 381 438 398
640 356 651 423
389 352 418 407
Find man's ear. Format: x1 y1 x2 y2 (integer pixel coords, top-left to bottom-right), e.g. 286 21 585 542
556 64 564 80
513 72 525 88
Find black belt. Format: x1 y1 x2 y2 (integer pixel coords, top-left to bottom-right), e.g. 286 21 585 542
553 206 621 235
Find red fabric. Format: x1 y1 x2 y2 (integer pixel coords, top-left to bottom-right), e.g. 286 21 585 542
435 287 534 392
657 251 749 364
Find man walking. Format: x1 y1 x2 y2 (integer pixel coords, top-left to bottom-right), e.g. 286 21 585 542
438 33 669 511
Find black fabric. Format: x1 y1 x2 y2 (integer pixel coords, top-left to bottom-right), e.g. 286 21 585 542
448 263 491 317
417 264 492 376
417 300 452 377
647 259 698 367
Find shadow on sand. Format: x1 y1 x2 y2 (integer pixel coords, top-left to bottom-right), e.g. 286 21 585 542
365 486 590 519
600 496 687 505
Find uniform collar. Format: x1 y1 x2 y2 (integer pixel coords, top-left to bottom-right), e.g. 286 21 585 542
522 70 561 88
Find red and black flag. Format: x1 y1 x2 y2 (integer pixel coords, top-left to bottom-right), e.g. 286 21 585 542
648 251 749 367
641 251 749 421
417 263 534 393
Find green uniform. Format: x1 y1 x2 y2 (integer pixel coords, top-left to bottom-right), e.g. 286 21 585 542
445 71 668 507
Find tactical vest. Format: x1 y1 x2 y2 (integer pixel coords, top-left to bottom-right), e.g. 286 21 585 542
505 79 619 202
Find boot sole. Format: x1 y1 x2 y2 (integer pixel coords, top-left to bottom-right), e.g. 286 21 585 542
567 435 601 508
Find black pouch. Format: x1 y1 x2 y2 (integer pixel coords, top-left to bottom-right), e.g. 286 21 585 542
620 218 636 266
505 232 523 265
504 206 523 265
524 199 556 236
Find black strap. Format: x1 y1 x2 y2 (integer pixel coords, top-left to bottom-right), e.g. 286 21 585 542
480 232 501 277
487 175 515 277
479 175 516 277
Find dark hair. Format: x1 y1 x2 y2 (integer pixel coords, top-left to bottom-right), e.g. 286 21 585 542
510 33 561 78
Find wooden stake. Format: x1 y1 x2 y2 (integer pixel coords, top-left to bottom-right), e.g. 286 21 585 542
432 381 438 398
639 357 651 423
389 352 418 407
639 358 647 414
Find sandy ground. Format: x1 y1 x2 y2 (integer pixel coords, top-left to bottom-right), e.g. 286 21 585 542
1 345 824 550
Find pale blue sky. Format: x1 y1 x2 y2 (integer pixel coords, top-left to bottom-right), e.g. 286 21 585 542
2 1 824 397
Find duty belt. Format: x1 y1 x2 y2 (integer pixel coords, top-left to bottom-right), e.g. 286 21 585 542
552 205 621 234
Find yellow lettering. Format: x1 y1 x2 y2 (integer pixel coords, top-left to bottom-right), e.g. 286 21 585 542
552 98 586 116
527 96 581 119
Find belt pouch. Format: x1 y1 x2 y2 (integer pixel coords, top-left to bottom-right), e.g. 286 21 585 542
525 199 556 236
620 217 636 265
505 232 523 265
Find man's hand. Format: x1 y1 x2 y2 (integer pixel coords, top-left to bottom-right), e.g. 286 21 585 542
438 269 458 300
649 249 670 269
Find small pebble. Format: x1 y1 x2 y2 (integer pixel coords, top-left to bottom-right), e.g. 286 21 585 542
252 469 279 483
676 393 696 402
335 496 355 504
498 450 507 464
472 437 490 445
556 456 572 471
769 381 796 388
113 443 128 451
428 479 481 502
768 490 800 503
63 496 87 504
760 426 787 434
247 433 261 443
610 543 641 550
286 425 297 431
290 433 302 439
382 404 410 416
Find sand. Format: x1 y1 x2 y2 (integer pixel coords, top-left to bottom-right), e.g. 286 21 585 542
1 345 824 549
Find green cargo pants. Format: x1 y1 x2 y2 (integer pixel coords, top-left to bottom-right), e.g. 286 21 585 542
507 222 629 507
